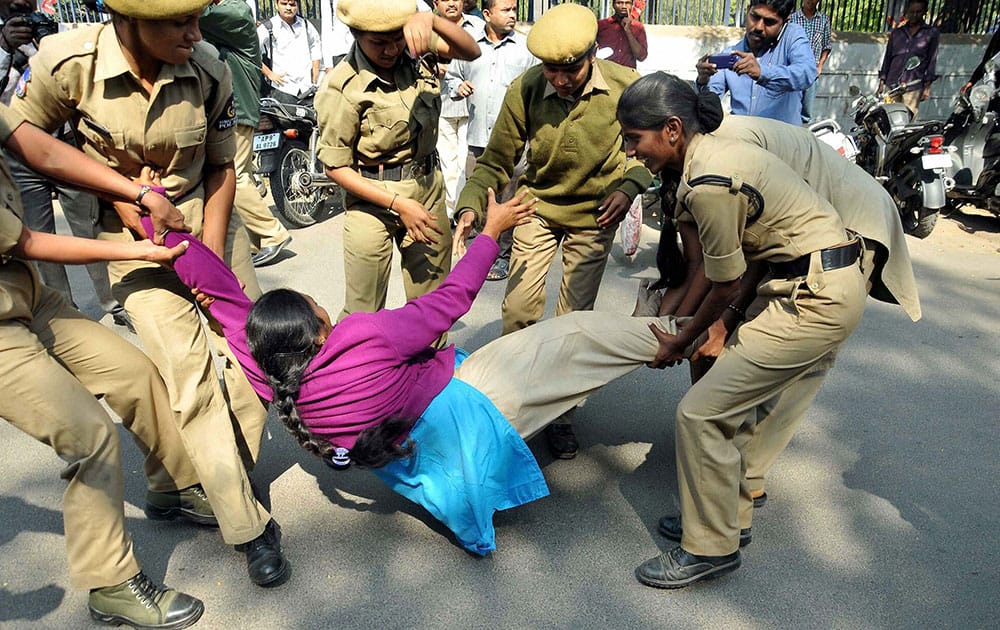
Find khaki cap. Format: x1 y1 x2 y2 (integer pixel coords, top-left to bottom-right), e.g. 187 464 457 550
337 0 416 33
102 0 210 19
527 3 598 65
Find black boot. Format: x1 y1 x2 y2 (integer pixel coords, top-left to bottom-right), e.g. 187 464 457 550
234 520 290 587
635 546 741 589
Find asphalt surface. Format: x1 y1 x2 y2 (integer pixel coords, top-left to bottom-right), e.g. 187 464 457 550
1 201 997 629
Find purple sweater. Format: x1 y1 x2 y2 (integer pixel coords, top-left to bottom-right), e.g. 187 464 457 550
147 217 499 450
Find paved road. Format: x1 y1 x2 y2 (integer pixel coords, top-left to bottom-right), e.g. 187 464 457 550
1 203 997 629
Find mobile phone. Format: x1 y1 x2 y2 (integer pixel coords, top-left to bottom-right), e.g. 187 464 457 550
708 53 740 70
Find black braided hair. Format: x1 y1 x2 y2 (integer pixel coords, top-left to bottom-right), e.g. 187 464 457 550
246 289 418 469
247 289 334 460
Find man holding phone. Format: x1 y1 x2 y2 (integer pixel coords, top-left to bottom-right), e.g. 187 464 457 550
695 0 815 124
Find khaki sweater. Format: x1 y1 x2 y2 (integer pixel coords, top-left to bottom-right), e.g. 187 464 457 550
457 59 652 229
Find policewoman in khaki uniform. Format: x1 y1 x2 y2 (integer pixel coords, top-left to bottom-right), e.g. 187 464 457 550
636 114 922 515
617 73 868 588
0 104 207 627
12 0 290 587
315 0 479 322
710 115 922 510
453 3 652 458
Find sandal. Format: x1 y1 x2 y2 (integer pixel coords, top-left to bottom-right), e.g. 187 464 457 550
486 258 509 281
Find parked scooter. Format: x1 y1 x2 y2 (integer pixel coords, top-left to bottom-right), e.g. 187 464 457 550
254 90 343 227
849 57 950 238
808 118 860 161
941 54 1000 217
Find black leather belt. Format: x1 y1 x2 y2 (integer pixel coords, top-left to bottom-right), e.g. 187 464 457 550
769 239 862 279
358 154 438 181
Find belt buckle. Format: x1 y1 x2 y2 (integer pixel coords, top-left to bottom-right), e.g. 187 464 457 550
409 160 424 179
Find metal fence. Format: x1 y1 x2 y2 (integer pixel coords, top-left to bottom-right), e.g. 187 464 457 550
44 0 1000 34
521 0 999 34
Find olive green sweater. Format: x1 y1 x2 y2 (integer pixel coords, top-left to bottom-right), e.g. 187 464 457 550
457 59 652 229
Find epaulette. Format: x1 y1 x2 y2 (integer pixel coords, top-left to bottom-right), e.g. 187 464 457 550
35 24 101 72
329 60 357 91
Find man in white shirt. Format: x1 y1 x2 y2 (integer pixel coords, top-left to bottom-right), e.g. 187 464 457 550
258 0 322 102
435 0 484 220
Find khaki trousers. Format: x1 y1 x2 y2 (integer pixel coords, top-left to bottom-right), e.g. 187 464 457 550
889 89 923 117
340 168 452 319
234 125 290 250
501 215 616 335
676 259 867 556
101 203 269 545
455 311 675 439
0 270 200 589
736 242 876 521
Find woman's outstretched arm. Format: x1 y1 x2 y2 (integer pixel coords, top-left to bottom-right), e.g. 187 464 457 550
139 216 271 400
375 189 535 358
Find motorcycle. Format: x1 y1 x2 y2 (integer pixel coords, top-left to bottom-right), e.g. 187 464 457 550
808 118 860 161
253 91 343 227
941 54 1000 217
849 57 950 239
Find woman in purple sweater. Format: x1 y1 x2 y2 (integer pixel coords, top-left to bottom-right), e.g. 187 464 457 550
147 190 677 554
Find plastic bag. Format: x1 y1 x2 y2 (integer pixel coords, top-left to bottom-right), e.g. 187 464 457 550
619 194 643 257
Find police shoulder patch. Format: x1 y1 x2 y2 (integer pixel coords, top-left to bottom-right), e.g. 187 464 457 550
14 67 30 99
216 95 237 130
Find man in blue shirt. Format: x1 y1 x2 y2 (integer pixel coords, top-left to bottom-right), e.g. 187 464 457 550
695 0 816 124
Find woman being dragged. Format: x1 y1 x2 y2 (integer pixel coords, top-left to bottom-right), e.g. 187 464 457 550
143 177 681 555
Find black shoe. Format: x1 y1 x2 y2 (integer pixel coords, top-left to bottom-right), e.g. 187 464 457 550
753 491 768 508
252 236 292 267
657 515 752 547
545 423 579 459
146 485 218 527
234 520 290 587
635 546 741 589
112 308 136 333
88 572 203 629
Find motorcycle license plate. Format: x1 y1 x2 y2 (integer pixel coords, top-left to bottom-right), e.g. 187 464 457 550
253 132 281 152
921 153 951 169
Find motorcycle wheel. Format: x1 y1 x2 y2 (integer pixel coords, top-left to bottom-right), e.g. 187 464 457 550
270 141 322 228
908 211 938 239
891 164 939 239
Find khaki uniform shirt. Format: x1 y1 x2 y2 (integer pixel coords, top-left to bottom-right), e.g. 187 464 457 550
315 41 441 170
0 104 40 321
715 116 921 320
677 133 846 283
11 25 237 236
